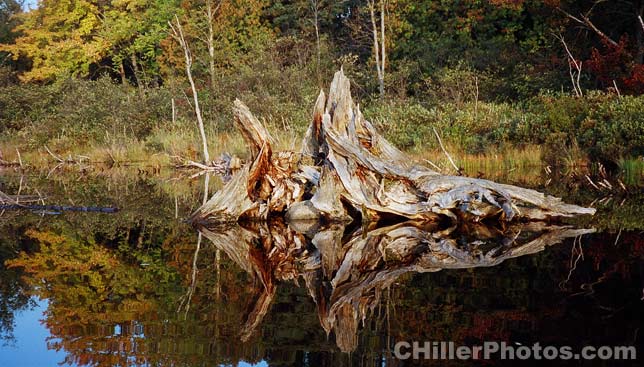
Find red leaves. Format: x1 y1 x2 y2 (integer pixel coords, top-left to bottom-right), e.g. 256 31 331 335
585 35 644 94
623 64 644 94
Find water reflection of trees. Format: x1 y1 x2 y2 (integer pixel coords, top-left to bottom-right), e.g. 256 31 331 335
0 226 33 345
4 215 642 366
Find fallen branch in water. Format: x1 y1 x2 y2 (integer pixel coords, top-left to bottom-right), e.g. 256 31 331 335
0 190 43 206
0 204 118 214
173 153 241 179
43 146 91 169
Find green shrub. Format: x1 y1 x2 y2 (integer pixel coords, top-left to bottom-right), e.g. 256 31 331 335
0 77 173 148
523 92 644 163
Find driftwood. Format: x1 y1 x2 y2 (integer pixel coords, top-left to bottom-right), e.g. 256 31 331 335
197 219 595 352
191 69 594 225
187 70 597 353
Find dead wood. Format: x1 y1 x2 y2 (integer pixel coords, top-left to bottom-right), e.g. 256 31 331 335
197 219 595 352
191 69 594 225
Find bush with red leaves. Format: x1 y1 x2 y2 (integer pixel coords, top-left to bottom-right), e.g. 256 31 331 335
585 35 644 95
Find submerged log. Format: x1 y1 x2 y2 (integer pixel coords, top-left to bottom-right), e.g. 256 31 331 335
191 70 594 225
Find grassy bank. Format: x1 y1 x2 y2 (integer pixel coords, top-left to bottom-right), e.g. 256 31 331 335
1 78 643 173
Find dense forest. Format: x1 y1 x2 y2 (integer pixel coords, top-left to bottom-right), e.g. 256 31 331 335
0 0 643 167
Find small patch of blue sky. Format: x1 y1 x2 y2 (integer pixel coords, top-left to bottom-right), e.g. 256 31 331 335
0 299 69 367
237 362 269 367
0 297 270 367
22 0 37 11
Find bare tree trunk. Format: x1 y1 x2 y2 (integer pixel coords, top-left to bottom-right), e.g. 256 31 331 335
557 34 583 97
169 16 211 163
119 61 126 84
380 0 386 97
368 0 385 98
636 1 644 64
206 0 222 91
130 54 143 93
311 0 322 83
171 98 176 124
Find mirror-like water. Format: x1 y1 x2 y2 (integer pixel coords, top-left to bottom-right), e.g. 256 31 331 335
0 166 642 366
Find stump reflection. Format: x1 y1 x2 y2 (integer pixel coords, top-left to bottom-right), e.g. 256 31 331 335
197 220 594 353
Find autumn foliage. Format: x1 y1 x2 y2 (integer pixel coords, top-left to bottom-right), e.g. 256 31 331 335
586 36 644 94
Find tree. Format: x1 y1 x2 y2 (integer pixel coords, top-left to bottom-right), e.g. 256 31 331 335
554 0 644 93
0 0 23 64
169 15 211 163
101 0 180 87
0 0 108 81
367 0 386 97
310 0 323 81
204 0 222 90
0 0 179 83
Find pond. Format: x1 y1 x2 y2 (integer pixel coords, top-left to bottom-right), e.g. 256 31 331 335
0 165 642 366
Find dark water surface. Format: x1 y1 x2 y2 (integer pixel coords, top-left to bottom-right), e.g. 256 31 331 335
0 166 642 366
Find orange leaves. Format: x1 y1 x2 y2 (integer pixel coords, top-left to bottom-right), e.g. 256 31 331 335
488 0 525 11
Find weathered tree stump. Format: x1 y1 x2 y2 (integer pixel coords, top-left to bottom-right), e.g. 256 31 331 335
190 70 594 225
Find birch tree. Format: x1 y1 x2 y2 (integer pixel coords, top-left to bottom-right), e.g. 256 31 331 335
169 15 210 163
204 0 222 91
310 0 323 82
367 0 386 98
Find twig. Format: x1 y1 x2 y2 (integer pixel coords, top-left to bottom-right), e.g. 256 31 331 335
617 179 627 192
556 7 618 46
559 235 584 290
0 190 22 205
432 126 460 175
35 189 45 206
584 174 600 190
190 170 208 179
612 80 621 97
423 159 443 173
172 98 176 124
600 179 613 190
474 75 479 116
105 149 117 165
47 163 63 178
177 233 202 315
16 176 23 204
613 228 622 247
639 15 644 33
44 145 64 163
556 34 583 97
16 148 23 168
186 160 214 170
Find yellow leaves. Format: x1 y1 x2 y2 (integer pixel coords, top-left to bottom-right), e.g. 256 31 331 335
7 229 119 277
2 0 107 81
25 228 66 246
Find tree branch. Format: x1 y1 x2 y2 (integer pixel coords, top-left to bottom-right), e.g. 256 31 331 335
557 7 618 46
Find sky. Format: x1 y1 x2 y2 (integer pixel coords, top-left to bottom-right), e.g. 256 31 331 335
0 298 270 367
22 0 37 11
0 300 69 367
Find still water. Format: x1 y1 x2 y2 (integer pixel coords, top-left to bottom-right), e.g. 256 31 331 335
0 165 642 366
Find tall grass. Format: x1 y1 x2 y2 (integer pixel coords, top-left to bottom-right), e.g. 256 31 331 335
618 158 644 186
